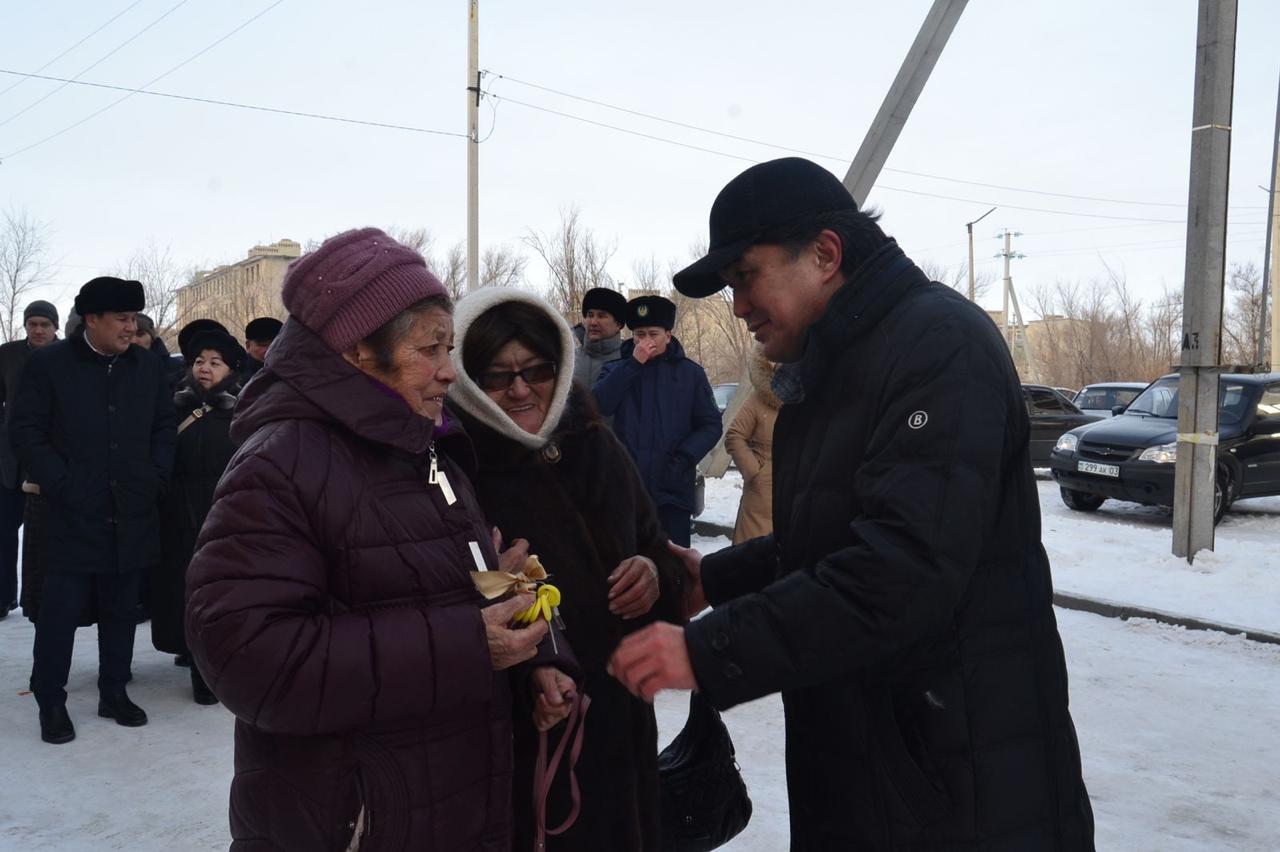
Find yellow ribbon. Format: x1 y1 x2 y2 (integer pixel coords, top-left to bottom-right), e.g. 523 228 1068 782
471 555 562 625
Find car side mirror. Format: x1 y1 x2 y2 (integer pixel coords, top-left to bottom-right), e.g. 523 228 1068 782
1250 418 1280 436
1112 405 1127 416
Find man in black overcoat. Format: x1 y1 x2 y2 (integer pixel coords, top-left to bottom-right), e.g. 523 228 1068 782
610 159 1095 850
0 300 60 618
10 277 177 744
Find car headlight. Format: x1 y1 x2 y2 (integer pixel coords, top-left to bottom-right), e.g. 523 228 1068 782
1054 433 1079 453
1139 442 1177 463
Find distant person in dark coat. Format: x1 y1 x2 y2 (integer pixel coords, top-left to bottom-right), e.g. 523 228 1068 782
185 228 547 852
593 295 721 546
149 329 245 705
241 316 282 384
448 287 685 851
610 158 1095 850
11 277 177 745
0 299 60 619
133 312 183 391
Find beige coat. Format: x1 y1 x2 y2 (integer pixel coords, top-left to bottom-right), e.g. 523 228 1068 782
725 351 780 544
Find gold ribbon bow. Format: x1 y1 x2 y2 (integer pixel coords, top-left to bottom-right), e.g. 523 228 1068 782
472 555 563 627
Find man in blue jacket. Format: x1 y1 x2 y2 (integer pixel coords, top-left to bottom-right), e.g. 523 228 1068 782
593 295 721 546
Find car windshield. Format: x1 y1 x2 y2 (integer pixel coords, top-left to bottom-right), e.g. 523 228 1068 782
1123 377 1253 424
1075 387 1142 411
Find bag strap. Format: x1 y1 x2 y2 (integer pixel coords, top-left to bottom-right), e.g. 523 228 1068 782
532 691 592 851
177 404 213 435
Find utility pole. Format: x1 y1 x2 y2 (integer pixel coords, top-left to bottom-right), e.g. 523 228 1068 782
1262 70 1280 370
995 229 1039 382
966 205 997 302
842 0 969 203
1172 0 1236 561
701 0 970 481
466 0 480 292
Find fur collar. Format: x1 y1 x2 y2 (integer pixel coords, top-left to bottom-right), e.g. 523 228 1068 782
748 345 782 410
174 377 239 412
448 287 576 450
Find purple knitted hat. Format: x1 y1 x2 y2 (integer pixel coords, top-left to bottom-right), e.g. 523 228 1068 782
281 227 448 353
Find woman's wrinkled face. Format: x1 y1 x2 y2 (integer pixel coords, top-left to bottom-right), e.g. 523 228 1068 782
193 350 232 389
480 339 556 435
358 306 456 424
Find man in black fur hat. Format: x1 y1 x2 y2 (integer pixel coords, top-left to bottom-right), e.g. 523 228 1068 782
241 316 282 384
10 276 177 744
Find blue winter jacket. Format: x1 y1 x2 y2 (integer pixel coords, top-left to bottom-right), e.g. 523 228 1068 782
592 336 722 512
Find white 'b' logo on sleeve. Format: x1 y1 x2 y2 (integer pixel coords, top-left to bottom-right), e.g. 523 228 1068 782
908 411 929 430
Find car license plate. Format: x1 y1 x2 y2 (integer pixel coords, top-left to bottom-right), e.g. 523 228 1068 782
1077 460 1119 478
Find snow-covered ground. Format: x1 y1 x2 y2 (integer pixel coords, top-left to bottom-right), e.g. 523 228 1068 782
2 478 1278 850
701 470 1280 633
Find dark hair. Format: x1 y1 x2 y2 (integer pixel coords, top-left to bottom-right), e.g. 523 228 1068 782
755 208 888 277
135 313 156 336
462 301 562 383
361 295 454 372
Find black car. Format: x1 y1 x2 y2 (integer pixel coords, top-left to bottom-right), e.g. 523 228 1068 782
1049 372 1280 523
1022 384 1101 465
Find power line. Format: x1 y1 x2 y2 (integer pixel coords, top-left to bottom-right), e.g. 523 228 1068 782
1 0 287 161
487 71 1268 212
0 0 194 129
0 70 466 141
488 93 1242 225
0 0 147 98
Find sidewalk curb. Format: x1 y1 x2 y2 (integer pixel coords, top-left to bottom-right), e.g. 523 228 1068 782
691 520 1280 646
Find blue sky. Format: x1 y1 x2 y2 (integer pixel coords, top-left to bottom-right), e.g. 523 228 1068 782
1 0 1277 320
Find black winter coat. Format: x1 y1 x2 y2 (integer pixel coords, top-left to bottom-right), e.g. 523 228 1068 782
452 386 684 852
0 338 36 489
685 242 1094 850
592 337 721 512
9 336 177 575
150 377 238 654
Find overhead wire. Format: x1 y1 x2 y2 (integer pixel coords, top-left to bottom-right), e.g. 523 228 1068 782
0 0 194 129
2 0 287 161
0 0 147 98
486 71 1267 212
0 70 467 140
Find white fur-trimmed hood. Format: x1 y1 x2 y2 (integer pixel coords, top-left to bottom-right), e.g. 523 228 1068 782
448 287 577 449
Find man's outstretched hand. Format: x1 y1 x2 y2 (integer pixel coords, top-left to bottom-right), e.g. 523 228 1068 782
607 622 697 702
667 540 708 619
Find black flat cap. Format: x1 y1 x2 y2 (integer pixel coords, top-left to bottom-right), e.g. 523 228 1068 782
673 157 859 298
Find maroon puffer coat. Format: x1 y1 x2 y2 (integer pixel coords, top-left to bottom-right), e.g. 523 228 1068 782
185 319 511 852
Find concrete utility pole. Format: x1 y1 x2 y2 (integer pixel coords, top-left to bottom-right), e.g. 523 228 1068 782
966 205 997 302
1172 0 1237 561
842 0 969 203
1263 70 1280 369
466 0 480 292
995 230 1039 382
700 0 970 482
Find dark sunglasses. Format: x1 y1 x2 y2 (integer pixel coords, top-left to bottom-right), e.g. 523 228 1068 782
478 362 557 391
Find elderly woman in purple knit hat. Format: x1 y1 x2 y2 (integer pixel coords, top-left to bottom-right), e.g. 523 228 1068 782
185 228 560 852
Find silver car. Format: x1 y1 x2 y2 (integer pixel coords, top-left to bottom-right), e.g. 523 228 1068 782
1072 382 1149 418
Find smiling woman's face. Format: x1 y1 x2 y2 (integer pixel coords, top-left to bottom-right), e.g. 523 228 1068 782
353 306 457 424
480 339 556 434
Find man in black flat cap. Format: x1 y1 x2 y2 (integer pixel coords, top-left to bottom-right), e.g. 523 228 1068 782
0 300 61 619
241 316 282 384
593 295 720 547
10 276 177 744
572 287 628 390
609 158 1094 850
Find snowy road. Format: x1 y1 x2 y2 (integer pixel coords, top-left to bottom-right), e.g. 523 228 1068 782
2 477 1278 850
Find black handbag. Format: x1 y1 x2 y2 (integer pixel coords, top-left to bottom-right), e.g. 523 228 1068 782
658 692 753 851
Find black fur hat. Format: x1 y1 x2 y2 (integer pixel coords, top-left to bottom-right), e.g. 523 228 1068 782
185 329 246 370
626 295 676 331
244 316 283 343
74 277 145 316
581 288 627 325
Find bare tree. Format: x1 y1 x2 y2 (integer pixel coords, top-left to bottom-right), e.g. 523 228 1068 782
0 206 53 342
115 240 188 339
524 207 617 320
919 260 995 302
435 242 467 300
480 245 527 289
386 226 435 257
1221 261 1266 367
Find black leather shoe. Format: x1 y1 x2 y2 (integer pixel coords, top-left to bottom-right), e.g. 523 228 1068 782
98 690 148 727
39 705 76 744
174 653 191 668
191 667 218 706
0 600 16 620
